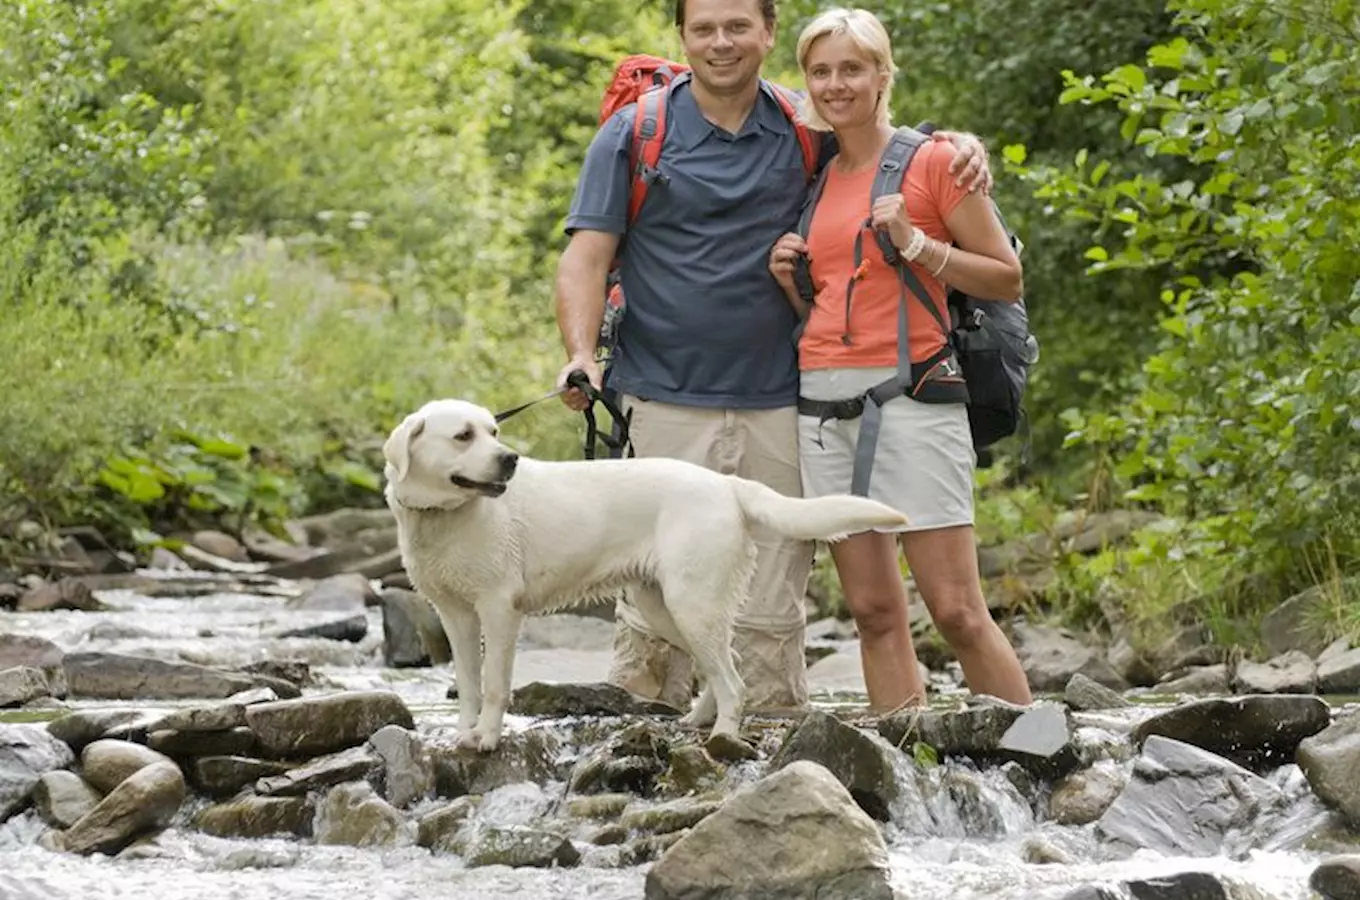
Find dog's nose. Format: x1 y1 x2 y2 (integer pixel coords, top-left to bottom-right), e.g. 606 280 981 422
498 452 519 477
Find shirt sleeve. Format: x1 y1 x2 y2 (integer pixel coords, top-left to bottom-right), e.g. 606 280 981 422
564 108 635 236
919 139 972 223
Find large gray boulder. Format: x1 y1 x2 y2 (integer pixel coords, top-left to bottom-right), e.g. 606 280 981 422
644 760 894 900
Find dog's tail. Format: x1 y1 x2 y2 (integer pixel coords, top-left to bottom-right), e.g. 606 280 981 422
731 478 909 542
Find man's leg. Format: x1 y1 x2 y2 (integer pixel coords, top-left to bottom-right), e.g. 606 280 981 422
605 396 726 709
730 405 812 712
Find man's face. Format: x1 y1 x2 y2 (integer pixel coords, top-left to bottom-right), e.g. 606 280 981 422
679 0 774 98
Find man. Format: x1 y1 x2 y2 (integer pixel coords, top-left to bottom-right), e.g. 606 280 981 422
554 0 991 713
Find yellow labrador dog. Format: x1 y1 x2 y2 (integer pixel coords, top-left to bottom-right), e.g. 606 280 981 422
383 398 908 751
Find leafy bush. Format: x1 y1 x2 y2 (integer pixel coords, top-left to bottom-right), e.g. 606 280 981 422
1015 0 1360 640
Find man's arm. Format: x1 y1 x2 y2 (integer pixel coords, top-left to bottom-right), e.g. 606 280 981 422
553 110 633 408
554 231 620 408
929 129 993 195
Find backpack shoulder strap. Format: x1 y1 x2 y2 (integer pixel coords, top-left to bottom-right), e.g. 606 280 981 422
627 73 690 223
761 80 821 179
790 164 831 308
869 126 929 264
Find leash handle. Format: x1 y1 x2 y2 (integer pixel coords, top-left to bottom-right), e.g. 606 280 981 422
565 369 632 460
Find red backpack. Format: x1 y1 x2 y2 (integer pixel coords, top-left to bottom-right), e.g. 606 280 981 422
596 54 821 357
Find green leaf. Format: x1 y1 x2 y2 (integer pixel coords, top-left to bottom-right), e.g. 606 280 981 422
1002 144 1027 165
911 741 939 768
1106 64 1148 93
1084 246 1109 262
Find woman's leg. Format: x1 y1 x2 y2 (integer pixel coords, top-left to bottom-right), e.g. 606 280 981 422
901 524 1032 704
828 530 926 712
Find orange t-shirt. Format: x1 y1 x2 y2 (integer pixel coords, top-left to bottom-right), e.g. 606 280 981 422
798 139 969 371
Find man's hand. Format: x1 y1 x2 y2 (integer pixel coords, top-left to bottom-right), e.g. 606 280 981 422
932 130 993 195
556 356 602 412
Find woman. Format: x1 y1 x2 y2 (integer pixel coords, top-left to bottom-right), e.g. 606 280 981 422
768 7 1032 710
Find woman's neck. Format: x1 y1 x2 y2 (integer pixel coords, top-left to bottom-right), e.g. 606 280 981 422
834 122 895 172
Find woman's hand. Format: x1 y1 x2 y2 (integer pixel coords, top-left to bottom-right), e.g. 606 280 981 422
768 232 808 290
870 193 917 255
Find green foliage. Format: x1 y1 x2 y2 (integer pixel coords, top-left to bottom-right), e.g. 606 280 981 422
1018 0 1360 636
0 0 675 544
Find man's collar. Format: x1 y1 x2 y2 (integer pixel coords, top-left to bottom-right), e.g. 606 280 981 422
670 80 792 152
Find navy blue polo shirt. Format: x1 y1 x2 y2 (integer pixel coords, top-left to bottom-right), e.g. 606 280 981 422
564 78 811 409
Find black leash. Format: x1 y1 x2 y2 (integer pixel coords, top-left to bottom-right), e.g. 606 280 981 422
564 370 632 460
492 371 632 461
493 386 567 423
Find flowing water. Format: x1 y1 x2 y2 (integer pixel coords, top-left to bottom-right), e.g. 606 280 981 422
0 583 1340 900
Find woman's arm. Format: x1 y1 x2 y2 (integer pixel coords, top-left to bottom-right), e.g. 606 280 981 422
918 191 1023 301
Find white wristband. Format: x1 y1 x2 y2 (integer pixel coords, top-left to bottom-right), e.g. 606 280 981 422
899 228 926 262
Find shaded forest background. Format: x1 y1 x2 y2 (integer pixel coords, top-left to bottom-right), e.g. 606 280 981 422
2 0 1356 653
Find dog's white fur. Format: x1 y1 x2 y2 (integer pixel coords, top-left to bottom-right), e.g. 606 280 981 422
383 398 909 751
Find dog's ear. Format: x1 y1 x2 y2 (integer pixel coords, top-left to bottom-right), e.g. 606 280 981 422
383 414 426 482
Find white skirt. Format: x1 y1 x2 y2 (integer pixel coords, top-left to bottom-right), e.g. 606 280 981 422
799 366 976 531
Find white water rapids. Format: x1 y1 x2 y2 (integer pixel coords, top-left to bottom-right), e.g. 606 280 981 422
0 585 1337 900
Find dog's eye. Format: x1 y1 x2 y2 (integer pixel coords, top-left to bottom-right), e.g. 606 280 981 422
454 429 473 442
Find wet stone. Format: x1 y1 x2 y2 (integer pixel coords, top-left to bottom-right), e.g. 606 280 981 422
463 826 581 869
81 740 176 795
0 666 51 707
1126 871 1268 900
314 781 405 847
568 723 670 797
1049 760 1127 826
381 588 452 668
509 681 682 718
657 744 726 797
255 745 379 797
1312 855 1360 900
768 710 900 821
63 652 257 700
1131 694 1331 773
61 761 186 856
194 795 314 839
274 614 368 643
619 796 722 836
567 793 634 820
190 756 292 799
1298 713 1360 827
150 700 248 734
32 770 101 829
1064 673 1130 711
1096 735 1283 857
149 727 259 759
244 690 413 759
416 796 480 853
431 729 560 799
1234 651 1318 695
368 724 433 809
45 710 148 755
1 724 75 822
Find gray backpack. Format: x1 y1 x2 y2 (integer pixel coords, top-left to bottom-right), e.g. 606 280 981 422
791 125 1039 494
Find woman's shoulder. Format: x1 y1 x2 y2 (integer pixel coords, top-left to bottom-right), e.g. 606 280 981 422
906 135 954 174
901 134 969 218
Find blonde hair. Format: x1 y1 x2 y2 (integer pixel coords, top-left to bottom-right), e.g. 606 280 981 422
794 8 897 132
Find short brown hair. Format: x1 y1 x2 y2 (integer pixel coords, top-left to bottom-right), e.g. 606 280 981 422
675 0 776 30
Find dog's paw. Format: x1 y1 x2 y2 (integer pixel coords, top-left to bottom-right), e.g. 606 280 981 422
678 710 715 729
456 728 480 749
473 728 501 753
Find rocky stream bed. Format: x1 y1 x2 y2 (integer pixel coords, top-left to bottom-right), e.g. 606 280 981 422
1 510 1359 900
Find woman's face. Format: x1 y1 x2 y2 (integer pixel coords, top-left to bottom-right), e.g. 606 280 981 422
803 32 888 130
